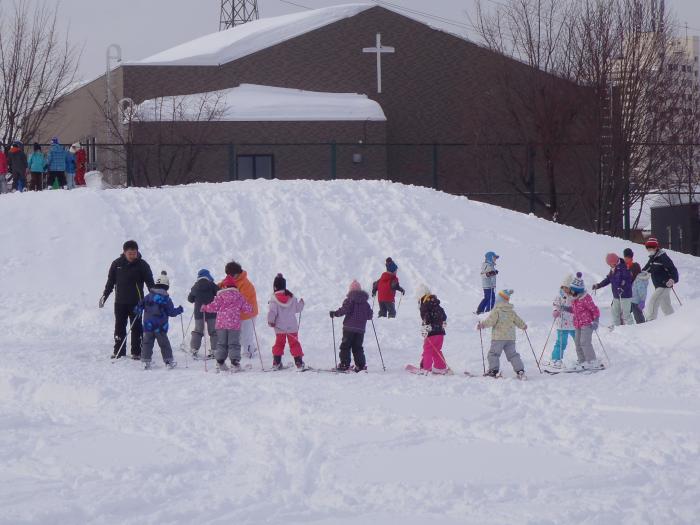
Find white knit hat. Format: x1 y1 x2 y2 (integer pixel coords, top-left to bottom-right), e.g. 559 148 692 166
155 271 170 287
416 284 431 298
561 274 574 288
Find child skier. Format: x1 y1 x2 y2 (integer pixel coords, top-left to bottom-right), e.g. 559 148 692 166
569 273 603 370
417 284 449 374
28 143 45 191
187 269 219 359
592 253 633 326
477 289 527 379
476 252 499 314
137 271 184 370
642 238 680 321
372 257 405 318
267 273 307 370
329 280 373 372
624 248 647 324
546 275 576 369
225 261 259 359
201 274 253 372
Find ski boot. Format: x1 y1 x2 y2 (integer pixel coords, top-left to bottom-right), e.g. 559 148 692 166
294 356 309 371
484 369 500 378
517 370 527 381
272 355 285 371
431 367 449 375
165 360 177 370
131 353 141 361
336 363 351 373
143 360 152 370
583 359 605 371
353 364 368 373
230 359 242 372
216 361 229 373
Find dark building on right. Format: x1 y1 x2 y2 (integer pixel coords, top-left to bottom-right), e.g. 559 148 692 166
651 203 700 255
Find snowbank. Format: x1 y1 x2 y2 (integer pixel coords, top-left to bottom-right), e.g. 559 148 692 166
134 4 374 67
135 84 386 122
1 179 699 524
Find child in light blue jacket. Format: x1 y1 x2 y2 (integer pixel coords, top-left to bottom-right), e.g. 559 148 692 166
476 251 499 314
631 271 650 324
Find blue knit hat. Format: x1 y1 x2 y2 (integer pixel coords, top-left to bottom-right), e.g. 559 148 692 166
386 257 398 273
496 289 513 303
197 269 213 281
485 251 499 263
570 272 585 294
51 137 59 145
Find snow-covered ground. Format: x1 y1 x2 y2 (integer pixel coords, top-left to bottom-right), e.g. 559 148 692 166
1 179 698 525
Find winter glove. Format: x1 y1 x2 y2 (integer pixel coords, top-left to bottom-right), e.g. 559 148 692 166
268 322 275 328
476 322 484 330
666 279 675 288
591 319 599 331
420 325 429 338
98 295 106 308
553 310 560 318
174 306 184 316
591 284 599 291
639 301 645 310
329 311 335 318
133 305 144 316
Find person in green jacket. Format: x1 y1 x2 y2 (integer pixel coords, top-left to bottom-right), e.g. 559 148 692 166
28 143 45 191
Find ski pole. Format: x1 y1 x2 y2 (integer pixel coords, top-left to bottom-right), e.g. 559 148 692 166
179 313 189 369
524 330 543 374
113 311 141 361
594 329 611 366
252 318 265 371
331 316 338 369
202 311 208 373
427 335 451 373
537 318 556 365
671 287 683 307
370 319 386 371
478 325 486 375
397 293 403 313
179 311 194 352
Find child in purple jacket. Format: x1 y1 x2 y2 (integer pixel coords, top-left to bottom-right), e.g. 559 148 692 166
592 253 633 326
329 280 374 372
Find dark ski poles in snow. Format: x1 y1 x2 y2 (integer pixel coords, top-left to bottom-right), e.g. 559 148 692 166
202 311 209 373
370 319 386 371
179 313 189 368
331 316 338 369
179 311 194 353
524 330 542 374
594 329 611 366
113 311 141 361
478 325 486 375
252 318 265 371
672 287 683 306
537 318 556 366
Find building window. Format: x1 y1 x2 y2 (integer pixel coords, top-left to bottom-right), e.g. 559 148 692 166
237 155 274 180
666 225 672 249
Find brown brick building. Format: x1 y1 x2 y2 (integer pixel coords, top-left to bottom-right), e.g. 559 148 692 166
39 4 599 229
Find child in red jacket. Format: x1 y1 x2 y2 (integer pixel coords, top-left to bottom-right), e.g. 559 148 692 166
371 257 405 318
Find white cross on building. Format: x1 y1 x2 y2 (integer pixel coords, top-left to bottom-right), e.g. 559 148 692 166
363 33 395 94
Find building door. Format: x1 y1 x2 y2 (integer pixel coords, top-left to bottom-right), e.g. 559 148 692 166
237 155 274 180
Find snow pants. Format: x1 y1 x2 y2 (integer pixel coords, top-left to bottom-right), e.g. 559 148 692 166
272 333 303 357
0 176 6 193
240 318 257 357
378 301 397 318
216 328 241 363
631 303 645 324
421 334 447 371
611 298 633 326
30 172 43 191
114 302 142 357
551 329 575 361
646 287 674 321
574 326 597 363
477 288 496 314
339 330 366 369
487 340 524 373
190 315 217 353
66 172 76 189
141 331 174 363
49 170 65 188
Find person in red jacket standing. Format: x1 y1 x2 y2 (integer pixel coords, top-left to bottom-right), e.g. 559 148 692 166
73 143 87 186
372 257 405 318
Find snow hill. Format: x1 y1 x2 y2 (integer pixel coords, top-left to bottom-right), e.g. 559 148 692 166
1 179 699 525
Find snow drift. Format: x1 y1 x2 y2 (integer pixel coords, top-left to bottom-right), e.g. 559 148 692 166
0 179 699 525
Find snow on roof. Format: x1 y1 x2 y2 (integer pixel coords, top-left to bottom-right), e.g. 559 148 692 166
630 190 700 231
134 84 386 122
133 3 374 67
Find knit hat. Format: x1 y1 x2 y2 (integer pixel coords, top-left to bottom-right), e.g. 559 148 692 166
273 273 287 292
385 257 398 273
221 275 237 289
623 248 633 258
33 142 41 151
605 253 619 267
496 289 513 303
197 269 213 281
570 272 585 293
416 283 431 299
155 271 170 289
485 251 499 263
71 142 81 150
645 238 659 249
349 280 361 292
561 274 574 288
51 137 59 145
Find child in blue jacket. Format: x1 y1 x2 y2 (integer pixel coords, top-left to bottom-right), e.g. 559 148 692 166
136 271 184 369
476 252 499 314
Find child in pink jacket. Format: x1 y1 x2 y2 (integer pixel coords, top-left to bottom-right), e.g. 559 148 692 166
569 272 603 371
267 273 307 371
201 275 252 372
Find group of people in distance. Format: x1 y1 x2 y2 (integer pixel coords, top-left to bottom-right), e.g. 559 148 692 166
473 236 680 377
0 138 86 193
99 235 680 377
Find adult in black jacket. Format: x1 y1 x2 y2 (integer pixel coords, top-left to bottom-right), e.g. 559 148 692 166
641 237 679 321
99 240 155 358
8 141 28 192
187 269 219 357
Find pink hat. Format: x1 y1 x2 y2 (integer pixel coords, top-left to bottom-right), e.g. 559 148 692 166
605 253 619 267
349 280 361 292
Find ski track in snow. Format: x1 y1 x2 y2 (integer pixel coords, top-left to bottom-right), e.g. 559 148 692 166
1 179 699 525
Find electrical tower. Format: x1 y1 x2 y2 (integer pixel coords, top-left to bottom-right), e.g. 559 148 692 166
220 0 259 31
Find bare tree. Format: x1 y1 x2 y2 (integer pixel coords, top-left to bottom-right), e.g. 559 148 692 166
0 0 80 145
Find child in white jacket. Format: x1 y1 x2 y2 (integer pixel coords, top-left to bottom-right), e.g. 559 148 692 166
267 274 306 370
547 275 576 369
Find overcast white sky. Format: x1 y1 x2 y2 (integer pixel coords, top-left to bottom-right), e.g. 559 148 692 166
37 0 700 80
